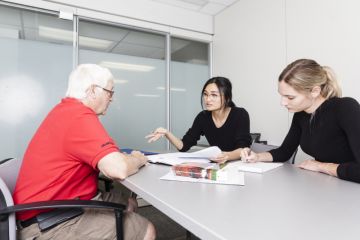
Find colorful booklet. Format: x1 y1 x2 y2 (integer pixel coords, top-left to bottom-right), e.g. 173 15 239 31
172 162 224 181
161 162 245 186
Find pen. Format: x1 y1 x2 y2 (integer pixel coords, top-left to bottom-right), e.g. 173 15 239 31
219 162 227 170
240 149 250 163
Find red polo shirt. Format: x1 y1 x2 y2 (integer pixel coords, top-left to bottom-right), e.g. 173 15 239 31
13 98 119 220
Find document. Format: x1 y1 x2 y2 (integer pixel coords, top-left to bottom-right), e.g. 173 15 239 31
160 167 244 186
147 146 221 166
223 161 283 173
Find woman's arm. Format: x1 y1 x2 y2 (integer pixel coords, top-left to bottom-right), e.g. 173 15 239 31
334 98 360 182
145 127 184 150
210 148 241 163
298 160 338 177
233 108 252 150
268 113 302 162
146 112 204 152
239 148 274 162
164 130 183 150
211 148 260 163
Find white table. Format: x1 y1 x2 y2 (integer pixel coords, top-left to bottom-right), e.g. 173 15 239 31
121 163 360 240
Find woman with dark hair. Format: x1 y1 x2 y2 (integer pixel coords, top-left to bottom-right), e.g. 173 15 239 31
146 77 251 163
240 59 360 183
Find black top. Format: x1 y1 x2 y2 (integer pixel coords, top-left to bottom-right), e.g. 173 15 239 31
180 107 251 152
270 97 360 183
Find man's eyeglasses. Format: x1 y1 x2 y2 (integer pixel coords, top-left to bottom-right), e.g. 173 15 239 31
95 85 115 98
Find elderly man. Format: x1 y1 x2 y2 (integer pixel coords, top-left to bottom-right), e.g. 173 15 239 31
13 64 155 240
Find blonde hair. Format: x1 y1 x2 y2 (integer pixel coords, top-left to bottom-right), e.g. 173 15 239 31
278 59 342 99
65 64 114 99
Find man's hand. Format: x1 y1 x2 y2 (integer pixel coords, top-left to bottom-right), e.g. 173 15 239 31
130 151 148 168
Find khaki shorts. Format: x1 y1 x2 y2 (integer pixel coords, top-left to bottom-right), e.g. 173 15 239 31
17 191 149 240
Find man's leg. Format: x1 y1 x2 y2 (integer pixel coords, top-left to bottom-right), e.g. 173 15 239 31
18 191 154 240
144 221 156 240
100 191 155 240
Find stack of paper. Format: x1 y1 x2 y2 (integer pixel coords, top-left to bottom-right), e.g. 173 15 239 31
147 146 221 166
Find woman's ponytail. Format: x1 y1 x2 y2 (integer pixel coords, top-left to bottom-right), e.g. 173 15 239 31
322 66 342 98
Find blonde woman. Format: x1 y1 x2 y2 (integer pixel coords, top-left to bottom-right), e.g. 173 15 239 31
241 59 360 183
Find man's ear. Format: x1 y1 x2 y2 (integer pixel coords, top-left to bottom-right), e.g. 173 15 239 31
310 86 321 98
86 85 97 99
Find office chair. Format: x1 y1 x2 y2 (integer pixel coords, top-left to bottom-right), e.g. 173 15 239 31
250 142 298 164
0 158 125 240
250 133 261 144
250 133 269 144
99 174 114 192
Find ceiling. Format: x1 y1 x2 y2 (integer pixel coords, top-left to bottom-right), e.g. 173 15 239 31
0 1 239 63
150 0 239 15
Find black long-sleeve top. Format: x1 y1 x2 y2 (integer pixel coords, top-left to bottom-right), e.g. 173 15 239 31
180 107 251 152
270 97 360 183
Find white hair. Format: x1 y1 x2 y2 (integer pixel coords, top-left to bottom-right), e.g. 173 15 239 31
65 64 114 99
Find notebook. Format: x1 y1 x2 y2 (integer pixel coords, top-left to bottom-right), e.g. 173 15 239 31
223 161 283 173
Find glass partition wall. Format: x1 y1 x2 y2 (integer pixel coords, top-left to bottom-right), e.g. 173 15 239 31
0 4 73 158
0 3 210 159
170 38 210 149
78 19 167 151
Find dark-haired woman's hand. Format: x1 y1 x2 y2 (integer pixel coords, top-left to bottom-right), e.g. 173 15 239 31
145 127 168 143
210 152 229 163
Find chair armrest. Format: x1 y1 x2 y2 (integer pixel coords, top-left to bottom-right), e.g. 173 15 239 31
0 158 14 165
0 200 125 240
98 175 114 192
0 200 125 217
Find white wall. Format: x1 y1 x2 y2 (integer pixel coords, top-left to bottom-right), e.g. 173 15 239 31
4 0 213 41
213 0 360 160
213 0 289 145
286 0 360 101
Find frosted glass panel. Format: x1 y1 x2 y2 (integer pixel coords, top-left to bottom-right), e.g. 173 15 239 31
0 6 73 159
0 6 210 159
170 62 209 143
78 20 166 151
171 38 209 148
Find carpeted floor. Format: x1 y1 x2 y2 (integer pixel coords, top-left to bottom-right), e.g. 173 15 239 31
137 205 188 240
99 180 200 240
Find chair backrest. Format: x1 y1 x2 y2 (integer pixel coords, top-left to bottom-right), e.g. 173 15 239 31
0 158 22 194
0 157 125 240
0 158 21 240
0 176 16 240
250 133 261 144
250 142 277 153
250 142 297 164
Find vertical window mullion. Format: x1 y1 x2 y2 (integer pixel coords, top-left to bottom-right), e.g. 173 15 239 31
166 33 171 150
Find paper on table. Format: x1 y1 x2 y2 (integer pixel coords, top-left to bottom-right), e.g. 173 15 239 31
223 161 283 173
147 146 221 166
160 167 244 186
